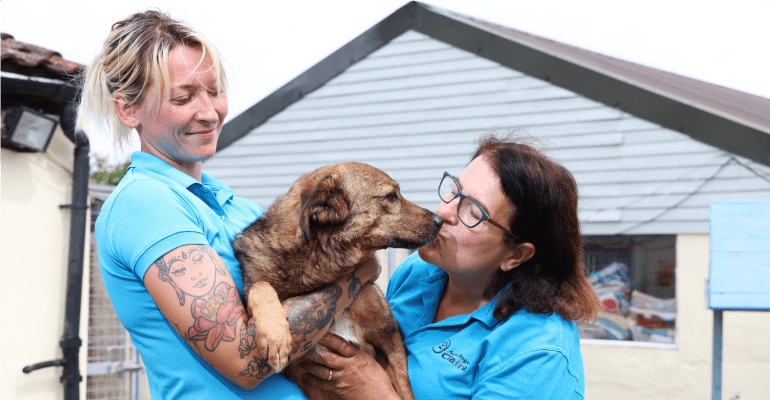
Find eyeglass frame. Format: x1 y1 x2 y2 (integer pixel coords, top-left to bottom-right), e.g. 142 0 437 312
438 171 519 240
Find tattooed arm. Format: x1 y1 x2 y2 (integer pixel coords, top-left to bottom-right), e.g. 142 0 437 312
284 259 374 357
239 256 380 378
144 244 378 389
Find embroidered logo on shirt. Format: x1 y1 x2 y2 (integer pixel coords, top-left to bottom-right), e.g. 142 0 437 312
432 339 469 371
433 339 451 353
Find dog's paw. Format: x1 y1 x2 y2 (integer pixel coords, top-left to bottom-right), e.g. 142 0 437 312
255 319 293 373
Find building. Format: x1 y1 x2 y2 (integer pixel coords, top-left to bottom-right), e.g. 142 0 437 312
1 33 90 399
203 2 770 399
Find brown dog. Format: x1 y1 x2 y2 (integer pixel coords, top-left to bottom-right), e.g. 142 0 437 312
233 162 442 400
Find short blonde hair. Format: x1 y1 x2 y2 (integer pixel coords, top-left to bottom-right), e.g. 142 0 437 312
77 9 227 148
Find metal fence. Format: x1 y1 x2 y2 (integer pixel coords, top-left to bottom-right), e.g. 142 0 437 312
86 199 145 400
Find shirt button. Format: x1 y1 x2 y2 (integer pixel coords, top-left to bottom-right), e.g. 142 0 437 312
220 215 225 221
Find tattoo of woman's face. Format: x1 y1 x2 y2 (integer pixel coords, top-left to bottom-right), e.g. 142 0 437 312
169 248 217 297
158 245 227 300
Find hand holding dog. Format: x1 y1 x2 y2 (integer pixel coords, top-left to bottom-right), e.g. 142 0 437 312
300 333 402 400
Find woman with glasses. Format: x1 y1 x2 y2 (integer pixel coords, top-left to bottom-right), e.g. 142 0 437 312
302 134 601 399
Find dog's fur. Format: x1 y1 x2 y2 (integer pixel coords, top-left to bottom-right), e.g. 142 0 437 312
233 162 442 400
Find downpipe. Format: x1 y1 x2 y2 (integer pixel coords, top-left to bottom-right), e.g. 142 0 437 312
22 99 89 400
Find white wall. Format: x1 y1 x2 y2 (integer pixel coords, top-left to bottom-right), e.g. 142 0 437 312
1 127 89 400
582 234 770 400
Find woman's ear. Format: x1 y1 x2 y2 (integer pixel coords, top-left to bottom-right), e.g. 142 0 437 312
114 93 140 128
501 243 535 272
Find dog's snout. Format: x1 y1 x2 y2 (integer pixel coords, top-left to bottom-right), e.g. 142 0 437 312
431 213 443 229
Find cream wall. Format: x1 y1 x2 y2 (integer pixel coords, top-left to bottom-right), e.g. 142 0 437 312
582 234 770 400
1 128 89 400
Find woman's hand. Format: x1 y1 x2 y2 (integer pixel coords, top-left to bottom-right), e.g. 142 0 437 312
299 333 401 400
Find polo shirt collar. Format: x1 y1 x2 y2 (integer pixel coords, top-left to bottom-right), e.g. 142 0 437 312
200 172 235 207
129 151 234 207
130 151 198 185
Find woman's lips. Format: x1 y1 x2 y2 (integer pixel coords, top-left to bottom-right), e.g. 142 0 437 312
188 122 220 136
429 231 446 245
188 129 216 135
186 128 219 140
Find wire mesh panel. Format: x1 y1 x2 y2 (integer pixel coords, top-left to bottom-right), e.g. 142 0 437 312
87 199 145 399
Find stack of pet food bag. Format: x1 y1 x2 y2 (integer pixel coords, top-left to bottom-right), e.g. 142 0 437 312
578 262 676 343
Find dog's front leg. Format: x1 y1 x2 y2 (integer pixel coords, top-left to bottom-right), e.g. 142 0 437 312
349 284 416 400
247 281 293 372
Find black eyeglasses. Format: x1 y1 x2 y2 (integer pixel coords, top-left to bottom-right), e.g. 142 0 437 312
438 172 518 239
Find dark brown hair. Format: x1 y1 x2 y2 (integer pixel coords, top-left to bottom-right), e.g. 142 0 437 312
475 133 600 323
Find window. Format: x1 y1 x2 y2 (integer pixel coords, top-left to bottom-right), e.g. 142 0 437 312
579 235 676 345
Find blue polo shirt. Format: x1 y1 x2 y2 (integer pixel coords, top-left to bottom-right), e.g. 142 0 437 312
386 252 586 399
96 151 306 399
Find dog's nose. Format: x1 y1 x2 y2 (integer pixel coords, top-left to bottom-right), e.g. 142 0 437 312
431 213 443 229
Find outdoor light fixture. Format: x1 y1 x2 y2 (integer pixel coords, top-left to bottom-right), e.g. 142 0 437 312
2 106 58 152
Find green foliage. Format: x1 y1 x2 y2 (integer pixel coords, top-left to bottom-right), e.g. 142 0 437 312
91 154 131 185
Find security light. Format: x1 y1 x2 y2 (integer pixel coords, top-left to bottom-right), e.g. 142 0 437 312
2 106 58 152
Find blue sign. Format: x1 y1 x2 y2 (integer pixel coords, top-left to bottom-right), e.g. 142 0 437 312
709 201 770 310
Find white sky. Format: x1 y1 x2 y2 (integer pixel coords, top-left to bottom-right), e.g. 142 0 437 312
2 0 769 165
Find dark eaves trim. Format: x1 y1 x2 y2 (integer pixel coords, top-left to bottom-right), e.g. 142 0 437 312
217 2 421 151
1 71 78 105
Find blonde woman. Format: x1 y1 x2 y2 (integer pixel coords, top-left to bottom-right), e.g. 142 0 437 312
78 10 377 399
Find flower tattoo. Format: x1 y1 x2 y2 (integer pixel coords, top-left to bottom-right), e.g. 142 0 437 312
188 281 245 352
240 356 272 378
238 322 257 359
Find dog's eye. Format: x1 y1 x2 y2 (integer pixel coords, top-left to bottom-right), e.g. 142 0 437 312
385 192 398 202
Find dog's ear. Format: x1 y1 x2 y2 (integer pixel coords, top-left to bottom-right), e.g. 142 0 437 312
300 174 349 241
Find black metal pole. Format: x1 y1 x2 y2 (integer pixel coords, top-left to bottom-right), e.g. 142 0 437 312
61 98 90 398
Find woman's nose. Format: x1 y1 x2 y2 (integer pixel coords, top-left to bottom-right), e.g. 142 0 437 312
195 93 219 125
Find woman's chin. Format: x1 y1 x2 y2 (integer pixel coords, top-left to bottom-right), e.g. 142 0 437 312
418 244 439 264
